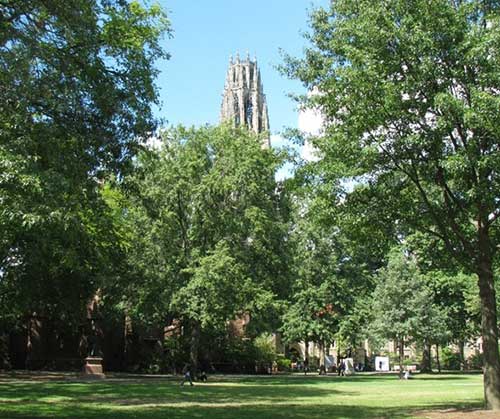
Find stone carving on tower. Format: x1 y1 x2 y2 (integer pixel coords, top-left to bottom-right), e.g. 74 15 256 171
220 53 270 148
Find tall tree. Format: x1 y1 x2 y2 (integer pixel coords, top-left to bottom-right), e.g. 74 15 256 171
119 125 291 371
285 0 500 408
281 215 351 356
0 0 169 325
406 232 482 369
370 249 449 377
282 172 383 369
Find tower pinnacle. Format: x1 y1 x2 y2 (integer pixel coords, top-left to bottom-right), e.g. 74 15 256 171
220 54 270 148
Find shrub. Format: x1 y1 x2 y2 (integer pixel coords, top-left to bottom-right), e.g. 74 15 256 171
0 335 11 370
468 352 483 370
403 358 418 367
254 333 277 363
440 347 461 371
309 356 319 370
276 356 291 371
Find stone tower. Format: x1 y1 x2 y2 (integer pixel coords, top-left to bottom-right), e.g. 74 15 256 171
220 53 270 148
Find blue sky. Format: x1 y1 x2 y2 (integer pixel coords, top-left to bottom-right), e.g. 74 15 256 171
153 0 329 136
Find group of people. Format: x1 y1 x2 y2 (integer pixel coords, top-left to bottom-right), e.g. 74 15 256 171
289 357 365 375
179 358 414 383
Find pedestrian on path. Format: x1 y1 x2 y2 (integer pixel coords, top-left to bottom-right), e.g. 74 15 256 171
180 364 193 386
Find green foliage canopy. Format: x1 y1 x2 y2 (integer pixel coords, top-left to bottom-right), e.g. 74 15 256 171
284 0 500 407
117 125 291 331
0 0 170 323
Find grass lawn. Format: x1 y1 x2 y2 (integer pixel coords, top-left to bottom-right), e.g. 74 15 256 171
0 372 486 419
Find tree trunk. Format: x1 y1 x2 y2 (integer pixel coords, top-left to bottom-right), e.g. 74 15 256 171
190 321 200 377
476 247 500 410
26 316 33 370
319 341 325 375
421 340 432 373
304 340 309 375
458 340 465 371
399 339 404 379
436 344 441 373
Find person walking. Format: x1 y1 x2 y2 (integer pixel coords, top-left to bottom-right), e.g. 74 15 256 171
338 359 346 376
180 364 194 386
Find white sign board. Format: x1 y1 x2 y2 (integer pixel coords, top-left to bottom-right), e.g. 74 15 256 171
375 356 390 371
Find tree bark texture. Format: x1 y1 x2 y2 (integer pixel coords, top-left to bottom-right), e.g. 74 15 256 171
319 342 326 375
190 321 200 376
436 344 441 373
458 340 465 371
421 340 432 373
477 248 500 410
399 339 404 379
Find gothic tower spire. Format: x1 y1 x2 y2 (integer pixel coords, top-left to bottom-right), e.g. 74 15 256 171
220 54 270 148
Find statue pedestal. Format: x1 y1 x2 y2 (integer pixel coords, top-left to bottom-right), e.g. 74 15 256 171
83 357 105 379
344 357 355 375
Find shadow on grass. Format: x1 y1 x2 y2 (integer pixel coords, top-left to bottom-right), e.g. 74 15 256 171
0 380 344 402
0 373 484 419
0 400 485 419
